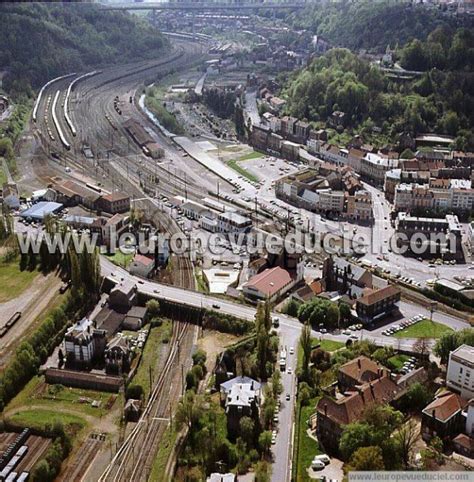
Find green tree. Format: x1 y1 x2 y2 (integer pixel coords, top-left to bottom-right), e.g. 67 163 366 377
240 416 255 448
146 299 160 319
299 322 312 380
347 446 385 471
393 419 419 468
258 431 273 458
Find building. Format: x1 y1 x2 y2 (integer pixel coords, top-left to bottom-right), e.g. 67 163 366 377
129 254 155 279
64 318 107 369
355 285 401 324
360 153 398 185
122 306 148 331
2 183 19 209
125 399 142 422
20 201 63 222
53 180 102 209
242 266 296 302
316 373 402 452
337 356 384 393
104 334 131 375
453 433 474 459
102 214 129 249
109 279 137 310
323 256 373 294
220 376 261 436
207 474 236 482
422 391 467 442
447 345 474 400
395 212 463 260
345 190 373 223
217 211 252 233
99 192 130 214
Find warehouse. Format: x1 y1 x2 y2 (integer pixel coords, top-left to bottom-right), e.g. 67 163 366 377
20 201 63 221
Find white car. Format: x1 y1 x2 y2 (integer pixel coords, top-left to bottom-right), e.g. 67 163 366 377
311 459 325 470
287 367 292 374
289 347 294 355
314 454 330 465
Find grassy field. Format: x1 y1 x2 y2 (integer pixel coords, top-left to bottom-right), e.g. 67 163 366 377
0 257 39 303
393 319 452 339
239 150 263 161
104 251 134 268
294 397 321 482
7 376 115 419
227 158 259 182
8 409 87 433
387 354 410 370
315 339 345 352
131 320 172 399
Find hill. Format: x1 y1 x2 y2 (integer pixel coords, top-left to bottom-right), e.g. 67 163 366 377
0 3 168 94
285 1 471 53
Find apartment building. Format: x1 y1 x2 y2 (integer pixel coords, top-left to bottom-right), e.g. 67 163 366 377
447 344 474 400
360 153 398 185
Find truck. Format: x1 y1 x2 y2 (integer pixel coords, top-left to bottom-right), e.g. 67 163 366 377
279 348 287 371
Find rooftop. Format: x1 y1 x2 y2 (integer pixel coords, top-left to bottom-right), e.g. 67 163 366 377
339 356 382 385
451 344 474 363
244 266 293 297
357 285 401 306
422 391 466 422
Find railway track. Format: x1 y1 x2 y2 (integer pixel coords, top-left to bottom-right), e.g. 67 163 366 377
99 320 191 482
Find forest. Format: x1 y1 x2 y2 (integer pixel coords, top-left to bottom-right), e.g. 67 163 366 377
0 3 167 95
285 0 471 53
282 26 474 150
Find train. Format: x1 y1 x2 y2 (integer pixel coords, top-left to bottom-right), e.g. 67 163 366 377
51 90 71 151
0 312 22 339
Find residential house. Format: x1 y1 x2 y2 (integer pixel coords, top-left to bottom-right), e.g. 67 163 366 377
104 334 131 375
220 376 261 437
129 254 155 279
122 306 148 331
421 391 467 442
316 374 402 452
337 356 384 393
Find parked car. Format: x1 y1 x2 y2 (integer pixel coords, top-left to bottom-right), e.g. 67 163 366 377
314 454 331 465
311 459 325 470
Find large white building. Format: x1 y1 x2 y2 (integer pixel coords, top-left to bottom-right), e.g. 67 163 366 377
447 344 474 400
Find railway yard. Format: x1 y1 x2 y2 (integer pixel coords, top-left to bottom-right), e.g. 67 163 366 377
1 3 474 482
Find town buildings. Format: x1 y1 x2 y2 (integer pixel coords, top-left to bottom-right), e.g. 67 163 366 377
355 285 401 324
447 345 474 400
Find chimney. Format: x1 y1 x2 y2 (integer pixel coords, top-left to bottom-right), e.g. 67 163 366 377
324 403 328 416
357 358 361 369
432 409 436 419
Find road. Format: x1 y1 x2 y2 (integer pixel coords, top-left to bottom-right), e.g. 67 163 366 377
100 255 471 481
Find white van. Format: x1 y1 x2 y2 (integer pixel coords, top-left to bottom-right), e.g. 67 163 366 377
314 454 330 465
311 459 325 470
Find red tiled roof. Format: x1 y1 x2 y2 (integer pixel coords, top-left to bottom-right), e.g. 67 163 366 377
133 254 154 267
453 433 474 451
339 356 382 384
102 192 130 202
357 285 400 306
422 391 467 422
317 375 401 426
244 267 292 297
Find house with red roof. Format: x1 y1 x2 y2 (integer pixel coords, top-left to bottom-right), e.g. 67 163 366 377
129 254 155 279
242 266 296 302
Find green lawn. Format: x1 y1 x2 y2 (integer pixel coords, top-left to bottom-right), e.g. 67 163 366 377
393 319 453 339
227 159 259 182
239 150 263 161
294 397 321 482
387 354 410 371
0 257 39 303
7 376 114 419
132 320 172 399
104 250 134 268
8 409 86 433
316 339 345 352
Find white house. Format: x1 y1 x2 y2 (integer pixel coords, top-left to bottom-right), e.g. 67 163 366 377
447 344 474 400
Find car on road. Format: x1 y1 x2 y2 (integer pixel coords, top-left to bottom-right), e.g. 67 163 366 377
289 347 294 355
153 289 159 294
286 393 290 401
342 330 351 336
287 367 292 374
320 328 327 334
212 303 220 309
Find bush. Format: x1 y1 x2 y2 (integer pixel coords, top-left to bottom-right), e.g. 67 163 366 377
125 384 144 401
